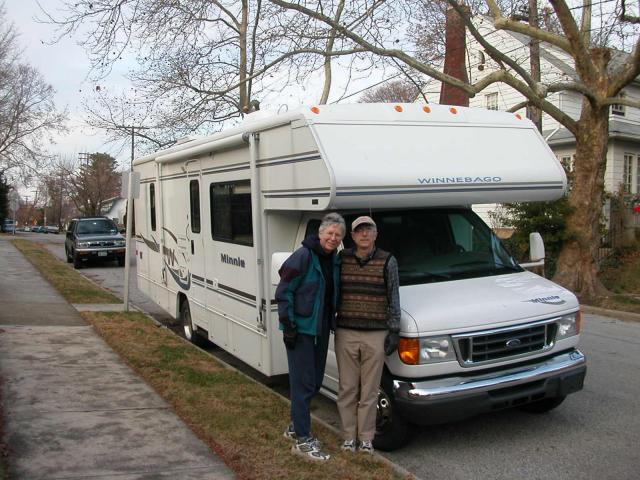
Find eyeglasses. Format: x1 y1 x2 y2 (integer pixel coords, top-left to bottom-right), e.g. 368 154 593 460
353 226 376 234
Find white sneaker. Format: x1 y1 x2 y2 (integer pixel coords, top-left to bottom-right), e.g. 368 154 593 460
292 437 331 461
341 439 357 452
359 440 374 455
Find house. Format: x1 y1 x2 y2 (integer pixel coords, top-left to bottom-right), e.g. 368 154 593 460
420 14 640 227
100 196 126 227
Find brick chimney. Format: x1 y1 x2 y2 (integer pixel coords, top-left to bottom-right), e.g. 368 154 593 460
439 6 470 106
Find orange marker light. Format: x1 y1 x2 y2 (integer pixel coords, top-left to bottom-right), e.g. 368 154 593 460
449 107 458 114
515 113 522 120
423 106 431 113
310 106 320 114
394 105 403 112
576 310 582 333
398 338 420 365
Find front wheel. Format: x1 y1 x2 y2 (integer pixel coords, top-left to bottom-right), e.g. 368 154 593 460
373 373 409 451
73 252 82 269
518 395 566 414
180 300 208 348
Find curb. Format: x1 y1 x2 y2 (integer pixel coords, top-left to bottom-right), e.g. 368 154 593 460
581 304 640 323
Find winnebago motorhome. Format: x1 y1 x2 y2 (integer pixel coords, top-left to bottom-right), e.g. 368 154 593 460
133 103 586 450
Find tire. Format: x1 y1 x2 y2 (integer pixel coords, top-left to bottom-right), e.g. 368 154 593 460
518 395 566 414
117 256 125 267
180 300 208 348
65 247 73 263
373 372 409 451
73 252 82 269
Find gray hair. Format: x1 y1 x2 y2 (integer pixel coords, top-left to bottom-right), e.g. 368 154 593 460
319 212 346 236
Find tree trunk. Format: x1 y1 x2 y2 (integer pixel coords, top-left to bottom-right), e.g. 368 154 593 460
552 101 609 299
239 2 249 113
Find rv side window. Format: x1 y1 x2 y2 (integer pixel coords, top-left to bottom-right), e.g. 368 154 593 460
210 180 253 246
189 179 201 233
150 183 156 231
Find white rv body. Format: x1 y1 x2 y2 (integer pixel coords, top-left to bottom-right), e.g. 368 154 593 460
133 103 585 448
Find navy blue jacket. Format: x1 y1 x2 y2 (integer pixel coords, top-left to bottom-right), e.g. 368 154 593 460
275 236 341 337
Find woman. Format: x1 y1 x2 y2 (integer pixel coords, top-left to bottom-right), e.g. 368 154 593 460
275 212 345 461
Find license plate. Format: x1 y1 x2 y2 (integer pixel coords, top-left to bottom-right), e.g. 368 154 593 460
98 251 107 257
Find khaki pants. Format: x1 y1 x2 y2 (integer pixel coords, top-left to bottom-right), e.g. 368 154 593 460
335 328 387 442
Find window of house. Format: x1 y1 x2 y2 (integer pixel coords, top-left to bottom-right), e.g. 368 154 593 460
150 183 156 231
189 179 201 233
210 180 253 245
485 92 499 111
623 154 634 193
560 155 574 172
611 93 626 116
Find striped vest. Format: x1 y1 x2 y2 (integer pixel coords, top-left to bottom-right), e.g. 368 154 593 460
337 248 390 330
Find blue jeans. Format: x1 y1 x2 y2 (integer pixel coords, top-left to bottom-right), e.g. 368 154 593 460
286 328 330 438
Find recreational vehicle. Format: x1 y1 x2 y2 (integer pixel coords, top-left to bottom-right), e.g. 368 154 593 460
133 103 586 450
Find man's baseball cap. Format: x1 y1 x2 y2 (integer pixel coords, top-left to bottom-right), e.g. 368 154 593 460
351 216 376 230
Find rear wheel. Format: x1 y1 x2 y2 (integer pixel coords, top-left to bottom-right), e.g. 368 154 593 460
373 372 409 451
518 395 566 414
180 299 208 347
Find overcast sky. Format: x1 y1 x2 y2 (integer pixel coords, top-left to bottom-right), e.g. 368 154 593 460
6 0 137 169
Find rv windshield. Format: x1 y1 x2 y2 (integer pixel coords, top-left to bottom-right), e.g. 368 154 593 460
342 209 522 286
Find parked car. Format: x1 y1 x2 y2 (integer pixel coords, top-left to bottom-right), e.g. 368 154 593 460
2 219 16 233
32 226 45 233
65 217 127 269
45 225 60 234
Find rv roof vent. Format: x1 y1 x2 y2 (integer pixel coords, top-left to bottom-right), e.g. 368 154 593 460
174 136 198 145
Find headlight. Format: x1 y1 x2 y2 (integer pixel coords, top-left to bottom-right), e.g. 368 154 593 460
556 311 581 340
114 239 126 247
77 241 89 248
398 335 456 365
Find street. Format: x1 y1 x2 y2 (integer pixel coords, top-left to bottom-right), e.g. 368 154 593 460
27 232 640 479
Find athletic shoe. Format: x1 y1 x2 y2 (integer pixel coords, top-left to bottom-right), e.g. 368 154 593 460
283 424 322 447
283 423 296 441
341 439 357 452
359 440 374 455
292 437 331 461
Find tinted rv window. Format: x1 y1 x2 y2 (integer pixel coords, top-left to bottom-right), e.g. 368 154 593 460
210 180 253 246
150 183 156 231
342 209 522 286
189 180 201 233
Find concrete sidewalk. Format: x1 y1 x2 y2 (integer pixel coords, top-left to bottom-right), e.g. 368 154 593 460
0 238 235 479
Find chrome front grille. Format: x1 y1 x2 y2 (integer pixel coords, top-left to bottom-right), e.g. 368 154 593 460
453 319 557 366
88 241 116 247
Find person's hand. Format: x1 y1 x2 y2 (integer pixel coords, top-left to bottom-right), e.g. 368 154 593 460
283 325 298 350
384 331 400 356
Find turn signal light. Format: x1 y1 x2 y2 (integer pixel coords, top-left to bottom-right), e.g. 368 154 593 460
423 106 431 113
576 310 582 333
310 106 320 114
394 105 403 112
398 337 419 365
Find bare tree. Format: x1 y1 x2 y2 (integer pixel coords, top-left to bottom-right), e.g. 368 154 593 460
41 0 378 153
360 79 421 103
0 5 66 182
271 0 640 299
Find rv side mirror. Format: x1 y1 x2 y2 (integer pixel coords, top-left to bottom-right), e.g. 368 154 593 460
529 232 545 262
271 252 292 286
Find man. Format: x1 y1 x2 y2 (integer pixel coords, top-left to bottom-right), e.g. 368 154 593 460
275 212 345 461
335 215 400 455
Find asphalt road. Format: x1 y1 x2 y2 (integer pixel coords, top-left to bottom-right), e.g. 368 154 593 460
25 231 640 479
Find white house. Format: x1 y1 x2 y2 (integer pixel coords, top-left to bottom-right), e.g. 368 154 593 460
420 15 640 226
100 196 126 226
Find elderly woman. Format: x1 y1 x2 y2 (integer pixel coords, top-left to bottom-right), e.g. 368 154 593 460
275 212 345 461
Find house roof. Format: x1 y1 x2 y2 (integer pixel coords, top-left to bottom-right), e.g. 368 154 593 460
544 118 640 146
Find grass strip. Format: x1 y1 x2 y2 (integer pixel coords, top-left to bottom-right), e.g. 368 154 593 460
12 239 120 304
84 311 408 480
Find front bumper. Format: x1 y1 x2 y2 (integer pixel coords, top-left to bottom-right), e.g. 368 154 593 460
393 349 586 425
76 247 126 259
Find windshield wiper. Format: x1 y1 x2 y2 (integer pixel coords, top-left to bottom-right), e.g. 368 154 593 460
452 260 521 272
400 270 451 281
